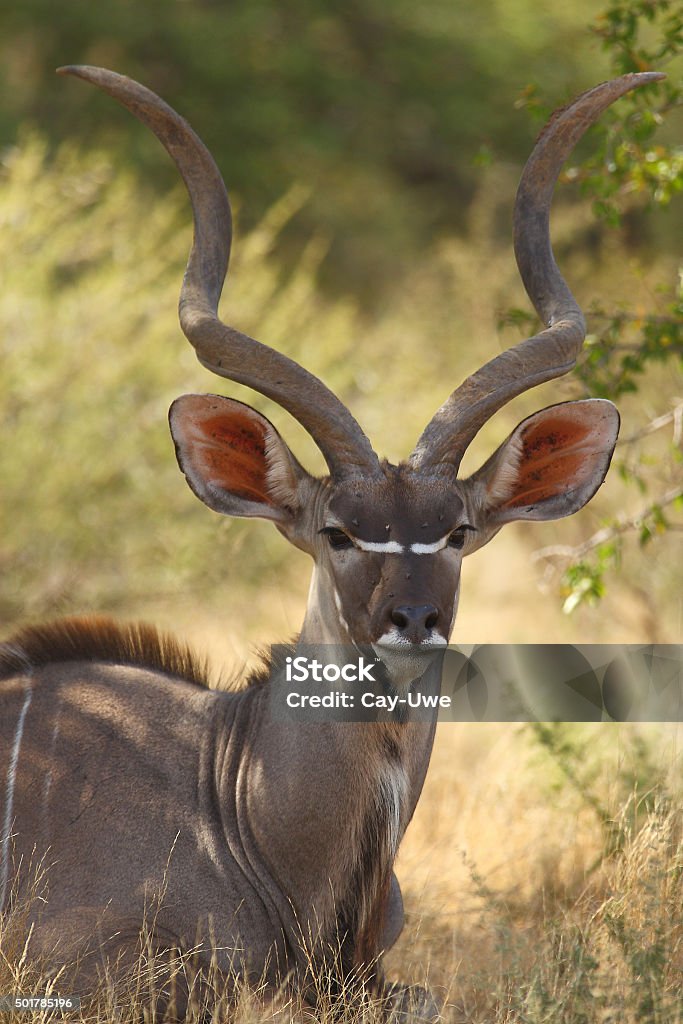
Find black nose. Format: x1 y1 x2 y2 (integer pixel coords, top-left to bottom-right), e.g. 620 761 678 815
390 604 439 641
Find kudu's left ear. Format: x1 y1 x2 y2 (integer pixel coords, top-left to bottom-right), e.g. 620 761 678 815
467 399 620 524
169 394 312 522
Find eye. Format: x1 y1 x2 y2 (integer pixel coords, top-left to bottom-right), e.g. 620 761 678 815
320 527 354 550
448 525 475 550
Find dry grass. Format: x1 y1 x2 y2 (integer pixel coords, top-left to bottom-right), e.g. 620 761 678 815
2 722 683 1022
388 725 683 1023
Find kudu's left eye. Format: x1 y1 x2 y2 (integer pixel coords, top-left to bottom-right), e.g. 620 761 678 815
448 528 469 550
320 527 354 550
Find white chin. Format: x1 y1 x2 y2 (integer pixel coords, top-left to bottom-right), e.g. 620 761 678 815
372 633 446 693
373 631 447 650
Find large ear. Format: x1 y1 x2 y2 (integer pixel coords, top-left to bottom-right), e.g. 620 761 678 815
467 399 620 524
169 394 312 522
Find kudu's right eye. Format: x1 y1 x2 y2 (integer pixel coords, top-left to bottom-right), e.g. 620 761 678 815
448 525 476 550
320 527 354 550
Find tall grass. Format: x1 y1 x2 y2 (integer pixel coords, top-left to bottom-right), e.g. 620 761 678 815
389 724 683 1023
2 725 683 1021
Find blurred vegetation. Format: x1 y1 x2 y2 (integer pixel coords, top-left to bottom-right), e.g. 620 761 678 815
524 0 683 614
0 0 681 639
0 0 678 300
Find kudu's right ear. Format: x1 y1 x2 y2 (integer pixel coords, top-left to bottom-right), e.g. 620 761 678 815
169 395 312 522
465 399 620 531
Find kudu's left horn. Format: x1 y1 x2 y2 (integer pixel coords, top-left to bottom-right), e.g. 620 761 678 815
57 65 382 481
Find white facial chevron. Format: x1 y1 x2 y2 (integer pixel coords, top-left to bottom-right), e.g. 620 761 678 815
353 538 404 554
408 537 450 555
352 534 452 555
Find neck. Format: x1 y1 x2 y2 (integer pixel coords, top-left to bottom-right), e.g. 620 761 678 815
227 622 441 973
300 566 351 645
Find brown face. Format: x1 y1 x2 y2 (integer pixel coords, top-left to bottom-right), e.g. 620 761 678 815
317 466 473 647
170 394 620 650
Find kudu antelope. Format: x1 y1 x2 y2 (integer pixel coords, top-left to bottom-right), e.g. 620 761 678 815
0 69 663 1015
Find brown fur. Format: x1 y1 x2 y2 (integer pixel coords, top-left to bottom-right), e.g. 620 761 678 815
0 616 215 688
343 723 406 972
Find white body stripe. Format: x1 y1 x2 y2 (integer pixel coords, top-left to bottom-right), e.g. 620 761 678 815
42 712 61 824
333 588 351 636
1 684 33 911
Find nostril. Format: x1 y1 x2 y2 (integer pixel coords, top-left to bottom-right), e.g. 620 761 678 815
390 608 410 630
425 609 439 630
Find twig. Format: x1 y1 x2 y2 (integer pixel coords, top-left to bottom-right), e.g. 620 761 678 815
617 400 683 447
533 485 683 565
587 310 681 326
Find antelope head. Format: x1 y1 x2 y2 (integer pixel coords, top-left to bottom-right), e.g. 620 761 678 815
60 68 663 650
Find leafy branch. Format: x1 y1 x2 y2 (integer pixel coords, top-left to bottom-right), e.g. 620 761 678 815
534 483 683 614
513 0 683 611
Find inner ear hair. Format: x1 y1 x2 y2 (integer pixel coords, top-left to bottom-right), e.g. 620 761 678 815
483 431 525 506
263 427 303 512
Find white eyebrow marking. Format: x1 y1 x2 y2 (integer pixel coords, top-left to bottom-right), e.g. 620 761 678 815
354 538 405 554
409 535 451 555
349 530 469 555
